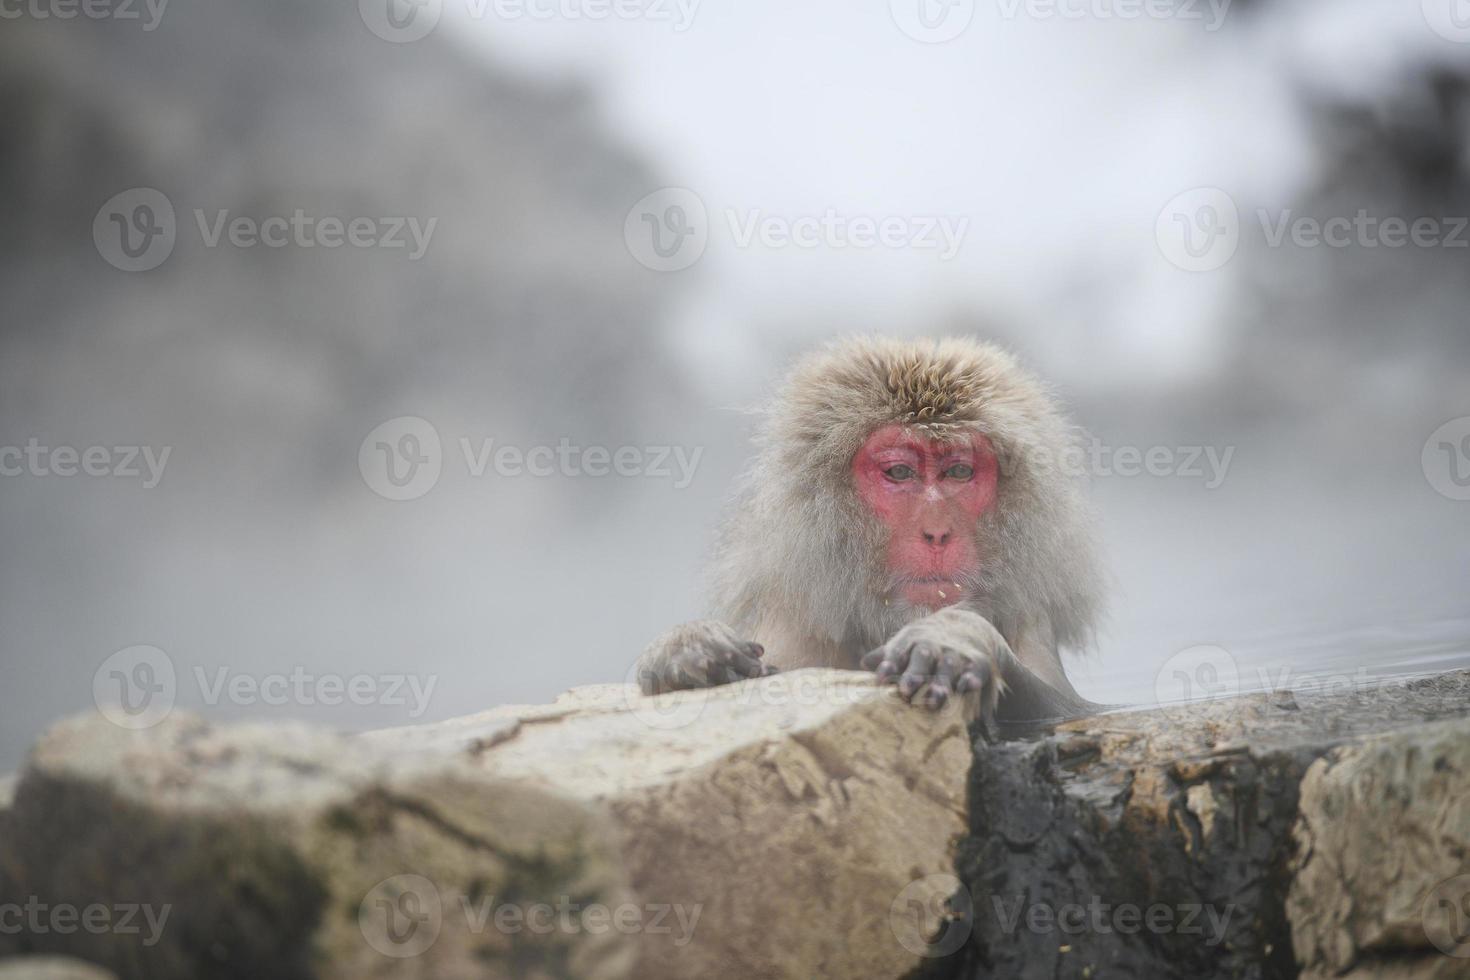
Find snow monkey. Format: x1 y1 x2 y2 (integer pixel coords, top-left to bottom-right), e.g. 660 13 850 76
637 336 1105 726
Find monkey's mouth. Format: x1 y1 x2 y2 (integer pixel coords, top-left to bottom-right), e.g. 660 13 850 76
891 576 970 608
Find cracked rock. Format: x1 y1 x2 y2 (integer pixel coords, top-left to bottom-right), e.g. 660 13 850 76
2 669 970 980
911 669 1470 980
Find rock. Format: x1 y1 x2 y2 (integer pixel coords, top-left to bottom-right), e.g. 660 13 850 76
4 669 971 980
912 669 1470 980
1287 719 1470 980
8 667 1466 980
2 715 637 980
0 957 117 980
363 670 973 979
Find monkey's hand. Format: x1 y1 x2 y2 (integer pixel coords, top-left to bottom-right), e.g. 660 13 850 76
860 607 1010 723
636 620 775 695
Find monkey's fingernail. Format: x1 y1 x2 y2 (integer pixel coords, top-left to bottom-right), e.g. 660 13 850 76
957 674 980 692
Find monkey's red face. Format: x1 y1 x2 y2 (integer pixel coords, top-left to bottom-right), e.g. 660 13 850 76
852 424 999 609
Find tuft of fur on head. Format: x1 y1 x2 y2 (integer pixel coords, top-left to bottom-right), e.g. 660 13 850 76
709 335 1104 655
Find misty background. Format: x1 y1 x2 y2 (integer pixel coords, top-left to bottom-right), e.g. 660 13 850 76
2 0 1469 769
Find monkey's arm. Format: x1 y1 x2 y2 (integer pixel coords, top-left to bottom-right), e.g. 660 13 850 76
635 620 774 695
860 606 1097 727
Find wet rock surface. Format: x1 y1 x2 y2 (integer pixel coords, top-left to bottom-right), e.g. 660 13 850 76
912 670 1470 980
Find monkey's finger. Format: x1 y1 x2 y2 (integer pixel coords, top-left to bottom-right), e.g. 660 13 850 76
703 642 764 680
922 681 952 710
671 660 712 689
933 651 963 689
958 659 1002 736
706 659 742 686
741 641 766 659
955 655 994 701
923 652 967 710
899 645 937 699
862 646 907 682
723 651 768 680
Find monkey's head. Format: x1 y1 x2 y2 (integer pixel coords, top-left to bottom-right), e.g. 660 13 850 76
714 335 1102 653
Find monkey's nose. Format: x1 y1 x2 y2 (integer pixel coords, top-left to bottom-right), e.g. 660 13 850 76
922 530 953 547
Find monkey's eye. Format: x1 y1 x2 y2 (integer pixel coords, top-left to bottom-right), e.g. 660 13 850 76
883 464 916 482
944 463 975 480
